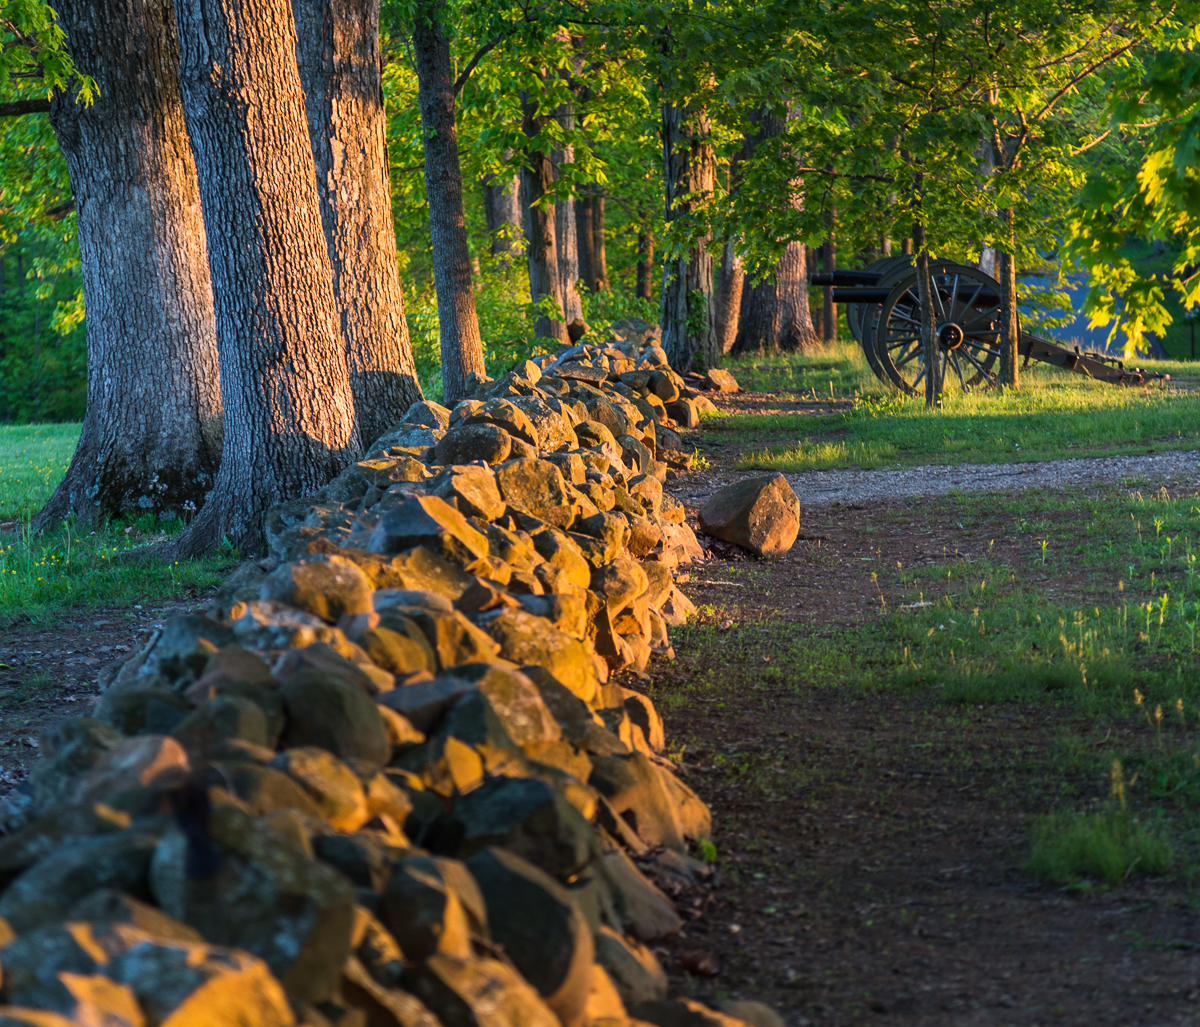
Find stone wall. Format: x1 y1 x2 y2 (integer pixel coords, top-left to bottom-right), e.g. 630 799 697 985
0 323 774 1027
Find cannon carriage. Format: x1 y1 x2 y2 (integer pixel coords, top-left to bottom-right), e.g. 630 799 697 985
812 259 1167 392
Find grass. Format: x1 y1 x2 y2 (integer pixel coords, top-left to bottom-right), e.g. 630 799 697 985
1027 807 1173 887
719 343 1200 471
0 423 233 625
0 422 79 523
663 478 1200 887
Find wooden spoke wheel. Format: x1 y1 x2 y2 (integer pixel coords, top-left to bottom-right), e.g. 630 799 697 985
874 263 1008 396
846 256 915 382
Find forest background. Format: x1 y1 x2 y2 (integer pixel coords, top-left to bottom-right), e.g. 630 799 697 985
1 0 1199 425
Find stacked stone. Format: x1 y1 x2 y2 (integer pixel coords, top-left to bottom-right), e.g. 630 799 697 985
0 332 769 1027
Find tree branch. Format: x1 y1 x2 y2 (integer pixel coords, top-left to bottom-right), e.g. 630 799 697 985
453 3 551 96
0 98 50 117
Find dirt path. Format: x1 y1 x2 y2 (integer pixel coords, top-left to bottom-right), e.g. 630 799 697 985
641 491 1200 1026
670 448 1200 510
0 599 205 792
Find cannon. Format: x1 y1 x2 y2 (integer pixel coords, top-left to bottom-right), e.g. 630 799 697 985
812 258 1168 393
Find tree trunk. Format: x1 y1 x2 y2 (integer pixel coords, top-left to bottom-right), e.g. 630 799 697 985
293 0 422 449
998 206 1020 388
552 134 582 325
733 278 774 355
168 0 359 557
411 0 485 403
808 245 823 338
521 91 568 344
822 203 837 343
593 189 608 291
36 0 222 531
777 241 818 351
636 228 654 302
715 237 744 355
661 100 717 372
576 191 595 294
483 169 521 255
913 218 941 407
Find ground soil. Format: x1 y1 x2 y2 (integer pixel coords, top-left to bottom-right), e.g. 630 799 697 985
0 599 204 791
630 487 1200 1027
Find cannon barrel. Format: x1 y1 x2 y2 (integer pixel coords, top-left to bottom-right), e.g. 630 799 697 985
811 270 884 286
831 288 893 303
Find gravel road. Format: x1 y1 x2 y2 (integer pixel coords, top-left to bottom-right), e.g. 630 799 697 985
674 448 1200 508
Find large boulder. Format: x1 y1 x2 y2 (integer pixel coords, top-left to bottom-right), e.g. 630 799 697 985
467 847 594 1027
150 802 356 1005
401 954 559 1027
434 423 513 465
0 920 295 1027
367 495 490 565
260 557 374 623
278 670 391 775
495 460 578 530
697 473 800 557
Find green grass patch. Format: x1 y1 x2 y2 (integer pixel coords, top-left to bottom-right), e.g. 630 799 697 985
718 350 1200 469
0 423 234 624
0 422 79 523
739 439 898 472
1027 806 1173 886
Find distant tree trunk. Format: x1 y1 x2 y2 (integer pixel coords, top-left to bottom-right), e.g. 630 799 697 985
807 245 823 338
661 100 717 372
636 228 654 302
521 90 568 344
411 0 485 403
483 169 521 255
733 278 774 355
36 0 222 531
715 238 744 355
577 192 595 294
168 0 359 556
997 207 1020 388
881 233 892 257
822 202 837 342
913 216 941 407
777 242 817 351
293 0 422 449
552 132 582 324
592 189 608 291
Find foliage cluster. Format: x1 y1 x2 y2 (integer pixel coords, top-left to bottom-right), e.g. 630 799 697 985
0 0 1194 418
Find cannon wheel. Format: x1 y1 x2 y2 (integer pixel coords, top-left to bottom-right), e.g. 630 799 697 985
874 263 1008 396
846 256 911 383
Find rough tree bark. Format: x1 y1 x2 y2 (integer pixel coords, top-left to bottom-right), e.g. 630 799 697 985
776 242 817 351
715 238 744 355
592 189 608 290
997 207 1020 388
552 129 582 325
483 169 521 255
730 109 817 355
411 0 485 403
293 0 423 449
521 90 568 344
661 100 717 372
734 244 817 354
168 0 360 556
577 192 595 294
35 0 222 531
